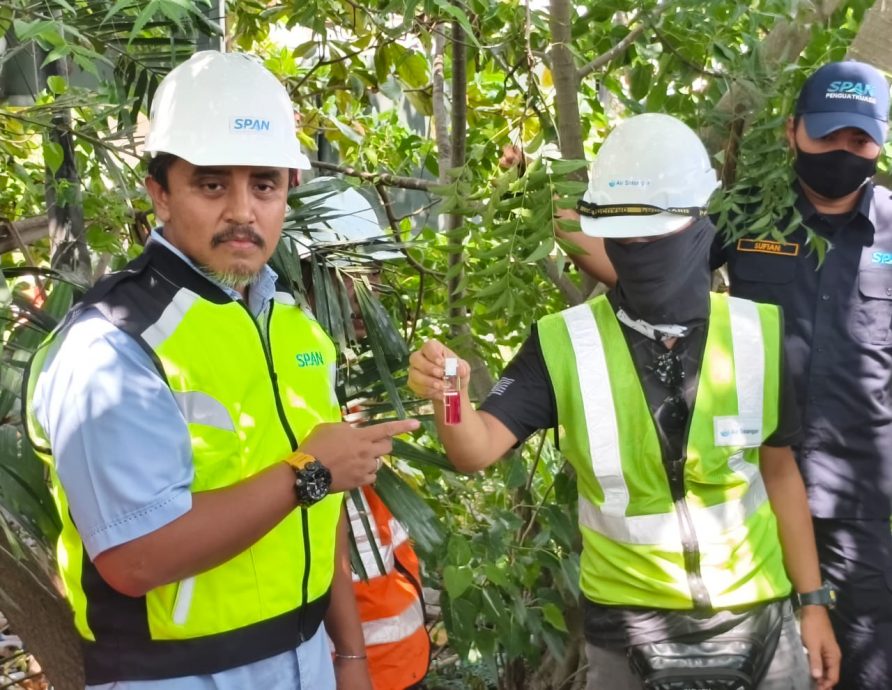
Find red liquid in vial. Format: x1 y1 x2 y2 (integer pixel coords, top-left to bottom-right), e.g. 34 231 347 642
444 390 462 425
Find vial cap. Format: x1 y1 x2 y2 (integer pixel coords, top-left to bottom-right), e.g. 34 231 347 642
444 357 459 376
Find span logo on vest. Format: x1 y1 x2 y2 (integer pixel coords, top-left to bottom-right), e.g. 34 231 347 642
296 351 325 367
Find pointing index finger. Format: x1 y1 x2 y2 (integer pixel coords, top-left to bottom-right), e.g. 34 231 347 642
367 418 420 440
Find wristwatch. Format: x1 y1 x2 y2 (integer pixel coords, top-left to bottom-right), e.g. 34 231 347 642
796 582 837 609
285 451 332 506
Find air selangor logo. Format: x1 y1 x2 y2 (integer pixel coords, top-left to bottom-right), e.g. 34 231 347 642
230 117 273 134
607 178 651 188
872 251 892 266
825 81 877 104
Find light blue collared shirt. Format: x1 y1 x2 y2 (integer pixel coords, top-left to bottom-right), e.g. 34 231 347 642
31 230 334 690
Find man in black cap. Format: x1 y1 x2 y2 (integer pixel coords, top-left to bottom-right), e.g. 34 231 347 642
710 60 892 689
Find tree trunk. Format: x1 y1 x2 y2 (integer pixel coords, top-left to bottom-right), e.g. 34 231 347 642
0 533 82 690
847 0 892 72
548 0 585 164
41 57 90 282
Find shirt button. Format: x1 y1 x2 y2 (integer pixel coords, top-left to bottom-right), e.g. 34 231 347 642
886 287 892 296
816 346 824 353
821 294 830 301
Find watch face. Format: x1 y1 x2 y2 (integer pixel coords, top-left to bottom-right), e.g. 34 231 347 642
296 461 332 505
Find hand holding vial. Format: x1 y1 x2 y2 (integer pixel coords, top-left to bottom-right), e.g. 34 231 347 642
443 357 461 425
408 340 471 427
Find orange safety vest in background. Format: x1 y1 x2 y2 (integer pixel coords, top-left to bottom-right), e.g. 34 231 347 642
347 486 431 690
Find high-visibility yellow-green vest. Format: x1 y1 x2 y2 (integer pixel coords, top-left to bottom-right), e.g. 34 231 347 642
24 243 342 684
537 292 791 610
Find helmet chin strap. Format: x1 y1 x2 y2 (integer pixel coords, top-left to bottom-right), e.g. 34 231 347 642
576 200 707 220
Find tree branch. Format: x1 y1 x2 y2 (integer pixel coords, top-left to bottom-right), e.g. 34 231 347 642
310 160 434 191
373 182 443 278
539 257 584 306
578 23 646 80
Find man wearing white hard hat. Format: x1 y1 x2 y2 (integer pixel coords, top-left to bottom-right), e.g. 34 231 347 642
408 113 839 689
295 178 431 690
25 51 418 689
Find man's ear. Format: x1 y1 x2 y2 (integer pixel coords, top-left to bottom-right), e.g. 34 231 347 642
145 176 171 223
784 116 797 153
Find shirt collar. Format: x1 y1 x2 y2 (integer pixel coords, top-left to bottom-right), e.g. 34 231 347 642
795 181 875 242
795 180 874 221
148 228 279 317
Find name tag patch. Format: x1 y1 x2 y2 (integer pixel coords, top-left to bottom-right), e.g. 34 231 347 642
736 238 799 257
714 416 762 447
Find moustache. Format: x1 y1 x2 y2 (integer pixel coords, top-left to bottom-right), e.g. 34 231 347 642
211 226 265 248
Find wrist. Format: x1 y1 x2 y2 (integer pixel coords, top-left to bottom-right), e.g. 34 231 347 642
795 581 837 610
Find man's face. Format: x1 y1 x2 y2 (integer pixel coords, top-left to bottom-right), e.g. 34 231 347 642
146 158 289 288
786 118 882 160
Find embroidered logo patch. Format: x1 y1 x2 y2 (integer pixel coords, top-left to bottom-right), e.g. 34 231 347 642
736 238 799 257
714 416 762 448
295 351 325 367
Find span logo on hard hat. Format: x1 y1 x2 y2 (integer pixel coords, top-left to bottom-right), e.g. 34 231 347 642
825 81 877 104
230 116 274 134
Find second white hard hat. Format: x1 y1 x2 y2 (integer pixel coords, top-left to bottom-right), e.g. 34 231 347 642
145 51 311 170
578 113 719 239
295 177 402 261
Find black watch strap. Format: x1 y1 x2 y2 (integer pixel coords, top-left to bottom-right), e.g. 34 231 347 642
796 582 837 609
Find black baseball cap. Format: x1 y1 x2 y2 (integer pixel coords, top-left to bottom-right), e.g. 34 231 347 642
795 61 890 144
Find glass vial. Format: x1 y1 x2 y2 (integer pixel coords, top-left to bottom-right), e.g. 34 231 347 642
443 357 461 425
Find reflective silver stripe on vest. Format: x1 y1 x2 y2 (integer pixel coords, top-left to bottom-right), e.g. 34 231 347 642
347 491 393 581
141 288 199 349
171 391 235 431
578 471 769 546
568 299 769 545
562 304 629 517
728 296 764 422
361 598 425 646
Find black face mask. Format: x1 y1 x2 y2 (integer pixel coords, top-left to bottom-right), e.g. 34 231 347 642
794 148 877 199
605 218 715 328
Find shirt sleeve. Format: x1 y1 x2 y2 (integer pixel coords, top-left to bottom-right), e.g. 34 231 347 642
478 327 557 443
31 310 193 559
709 227 727 271
762 339 802 448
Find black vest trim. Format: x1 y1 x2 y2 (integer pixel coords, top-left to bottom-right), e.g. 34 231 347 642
82 589 330 684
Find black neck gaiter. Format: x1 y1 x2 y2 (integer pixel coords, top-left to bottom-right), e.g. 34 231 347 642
794 148 877 199
605 219 715 329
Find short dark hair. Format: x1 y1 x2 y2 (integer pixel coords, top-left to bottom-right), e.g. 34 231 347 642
147 153 178 191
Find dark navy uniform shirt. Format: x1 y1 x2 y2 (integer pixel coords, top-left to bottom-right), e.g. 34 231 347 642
711 182 892 519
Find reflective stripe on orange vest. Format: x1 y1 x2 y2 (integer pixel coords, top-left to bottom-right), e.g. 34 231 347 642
347 486 431 689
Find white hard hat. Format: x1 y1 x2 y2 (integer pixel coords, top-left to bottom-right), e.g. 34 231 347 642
145 51 311 169
295 177 402 261
578 113 719 239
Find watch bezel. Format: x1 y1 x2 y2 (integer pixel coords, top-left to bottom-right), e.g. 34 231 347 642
293 460 332 506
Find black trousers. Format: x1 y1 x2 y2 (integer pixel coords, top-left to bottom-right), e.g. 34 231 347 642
813 518 892 690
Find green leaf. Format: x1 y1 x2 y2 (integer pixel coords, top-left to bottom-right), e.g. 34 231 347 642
542 602 568 632
44 142 64 175
524 237 554 263
443 564 473 599
46 75 67 95
549 159 589 176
